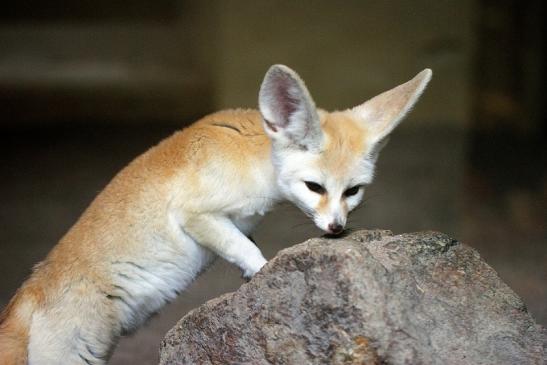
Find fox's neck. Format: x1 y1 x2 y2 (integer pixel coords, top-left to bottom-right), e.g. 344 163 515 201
250 150 286 212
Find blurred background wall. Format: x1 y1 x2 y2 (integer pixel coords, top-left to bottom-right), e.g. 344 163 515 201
1 1 545 364
1 0 476 126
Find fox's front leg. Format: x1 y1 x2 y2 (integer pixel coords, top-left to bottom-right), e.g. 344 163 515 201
184 214 267 278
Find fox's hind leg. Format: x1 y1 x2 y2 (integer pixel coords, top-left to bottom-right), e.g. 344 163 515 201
27 282 120 365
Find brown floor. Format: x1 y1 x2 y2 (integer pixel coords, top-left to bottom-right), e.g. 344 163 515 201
1 124 545 364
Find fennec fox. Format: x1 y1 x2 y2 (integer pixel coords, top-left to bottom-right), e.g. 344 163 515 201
0 65 431 364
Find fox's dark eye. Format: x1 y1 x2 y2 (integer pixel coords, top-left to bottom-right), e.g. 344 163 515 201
343 185 361 197
304 181 326 194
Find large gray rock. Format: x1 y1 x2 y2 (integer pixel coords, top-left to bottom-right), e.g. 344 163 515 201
160 230 546 364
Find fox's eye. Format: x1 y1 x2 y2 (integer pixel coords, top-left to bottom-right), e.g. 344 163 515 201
343 185 361 197
304 181 326 194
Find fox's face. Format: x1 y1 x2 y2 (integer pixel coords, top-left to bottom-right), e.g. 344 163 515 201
267 112 377 234
259 65 432 234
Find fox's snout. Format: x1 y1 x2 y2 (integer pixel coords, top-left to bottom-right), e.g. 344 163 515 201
313 205 348 235
327 222 344 235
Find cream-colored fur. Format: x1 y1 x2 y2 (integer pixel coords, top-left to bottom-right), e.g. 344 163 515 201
0 65 431 364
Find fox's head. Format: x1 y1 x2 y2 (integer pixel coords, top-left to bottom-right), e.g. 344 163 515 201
259 65 432 235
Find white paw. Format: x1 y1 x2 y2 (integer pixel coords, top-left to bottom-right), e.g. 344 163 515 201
241 256 267 280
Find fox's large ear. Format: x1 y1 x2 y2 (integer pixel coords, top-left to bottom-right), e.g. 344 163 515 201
352 69 432 145
259 65 323 150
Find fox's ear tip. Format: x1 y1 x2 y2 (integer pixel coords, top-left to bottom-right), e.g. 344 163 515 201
417 68 433 81
266 64 296 77
269 64 290 70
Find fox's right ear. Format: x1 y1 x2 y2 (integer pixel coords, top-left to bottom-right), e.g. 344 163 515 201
259 65 323 151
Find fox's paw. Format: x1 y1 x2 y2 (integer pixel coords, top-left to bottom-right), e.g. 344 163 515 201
241 257 267 281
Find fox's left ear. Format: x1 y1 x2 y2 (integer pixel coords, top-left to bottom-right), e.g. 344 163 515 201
259 64 323 151
351 69 432 146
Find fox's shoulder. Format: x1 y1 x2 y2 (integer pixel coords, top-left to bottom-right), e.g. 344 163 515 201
193 108 265 136
127 109 270 179
163 108 269 164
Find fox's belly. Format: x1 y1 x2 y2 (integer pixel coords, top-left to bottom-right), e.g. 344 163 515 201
111 230 215 334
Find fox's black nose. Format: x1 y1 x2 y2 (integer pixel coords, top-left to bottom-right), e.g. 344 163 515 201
328 223 344 235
